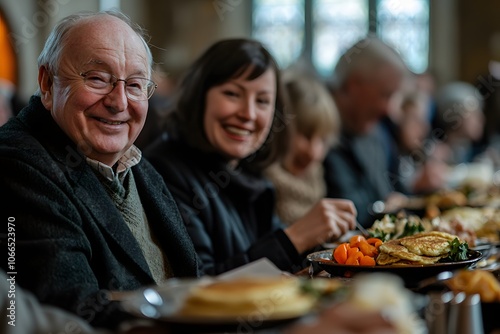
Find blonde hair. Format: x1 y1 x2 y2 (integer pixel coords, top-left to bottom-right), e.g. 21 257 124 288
283 72 340 145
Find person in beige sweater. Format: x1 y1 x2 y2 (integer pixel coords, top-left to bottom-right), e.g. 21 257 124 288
265 71 352 226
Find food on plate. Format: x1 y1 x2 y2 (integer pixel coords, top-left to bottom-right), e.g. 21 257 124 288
370 212 478 246
439 207 500 244
330 230 470 267
446 270 500 302
425 190 468 210
439 206 493 230
332 235 383 266
178 276 316 318
476 220 500 242
346 273 427 334
369 213 430 241
376 231 468 266
462 182 500 208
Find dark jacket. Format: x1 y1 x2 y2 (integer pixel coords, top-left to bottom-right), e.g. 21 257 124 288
0 96 200 329
145 137 302 275
323 130 393 227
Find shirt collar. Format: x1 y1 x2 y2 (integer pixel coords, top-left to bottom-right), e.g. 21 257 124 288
86 145 142 182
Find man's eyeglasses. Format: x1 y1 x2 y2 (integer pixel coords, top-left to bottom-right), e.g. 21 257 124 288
80 70 157 101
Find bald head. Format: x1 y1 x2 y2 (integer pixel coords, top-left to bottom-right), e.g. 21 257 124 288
330 36 408 135
36 11 152 90
332 36 407 91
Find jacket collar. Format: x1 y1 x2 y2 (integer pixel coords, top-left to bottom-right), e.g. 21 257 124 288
171 138 272 201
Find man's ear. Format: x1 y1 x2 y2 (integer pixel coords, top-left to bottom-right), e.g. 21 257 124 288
38 65 53 110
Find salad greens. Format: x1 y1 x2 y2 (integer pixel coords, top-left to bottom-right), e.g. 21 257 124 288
442 238 469 262
368 214 425 241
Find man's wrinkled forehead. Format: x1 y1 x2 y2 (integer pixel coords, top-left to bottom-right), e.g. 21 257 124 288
63 15 149 68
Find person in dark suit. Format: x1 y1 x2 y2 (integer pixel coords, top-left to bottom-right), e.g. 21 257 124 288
0 11 199 330
145 39 357 276
323 36 409 227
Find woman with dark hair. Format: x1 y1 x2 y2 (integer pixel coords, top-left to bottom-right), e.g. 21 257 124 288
145 38 357 275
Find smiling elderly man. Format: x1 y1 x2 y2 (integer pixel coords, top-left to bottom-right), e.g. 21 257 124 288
0 11 199 329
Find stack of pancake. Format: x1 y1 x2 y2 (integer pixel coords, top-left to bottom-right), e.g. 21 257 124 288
178 276 316 319
376 231 459 265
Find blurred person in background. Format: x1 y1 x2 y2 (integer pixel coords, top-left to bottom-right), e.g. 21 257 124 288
323 36 409 227
145 38 357 276
134 64 175 149
0 78 15 126
432 81 486 166
264 70 352 226
380 87 449 195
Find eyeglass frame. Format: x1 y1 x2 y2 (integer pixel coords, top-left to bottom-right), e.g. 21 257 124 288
79 70 158 101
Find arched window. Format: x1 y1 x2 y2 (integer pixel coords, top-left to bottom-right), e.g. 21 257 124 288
252 0 429 76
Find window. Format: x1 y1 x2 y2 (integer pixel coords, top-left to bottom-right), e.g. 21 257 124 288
377 0 429 74
253 0 305 70
252 0 429 76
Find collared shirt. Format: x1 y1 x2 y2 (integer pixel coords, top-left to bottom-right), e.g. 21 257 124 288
85 145 142 184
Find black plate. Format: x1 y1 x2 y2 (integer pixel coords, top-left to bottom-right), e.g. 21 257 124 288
307 249 483 287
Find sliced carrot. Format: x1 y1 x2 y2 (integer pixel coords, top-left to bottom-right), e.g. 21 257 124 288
347 246 360 258
345 251 363 265
333 243 349 264
366 237 383 248
360 255 376 266
349 235 366 248
358 241 377 257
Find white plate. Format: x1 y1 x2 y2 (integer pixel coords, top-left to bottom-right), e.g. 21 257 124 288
118 277 309 331
119 278 214 320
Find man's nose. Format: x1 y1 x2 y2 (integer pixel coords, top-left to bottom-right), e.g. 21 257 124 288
105 81 128 112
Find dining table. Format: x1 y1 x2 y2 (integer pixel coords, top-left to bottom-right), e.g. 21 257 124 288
115 240 499 334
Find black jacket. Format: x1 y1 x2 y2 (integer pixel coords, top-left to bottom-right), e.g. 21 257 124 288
323 130 393 227
145 137 303 275
0 96 200 329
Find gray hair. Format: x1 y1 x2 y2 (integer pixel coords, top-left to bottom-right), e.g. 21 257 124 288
434 81 484 132
331 35 407 90
35 10 153 96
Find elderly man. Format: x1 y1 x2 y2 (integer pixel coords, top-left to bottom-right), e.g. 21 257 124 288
323 36 408 227
0 11 199 329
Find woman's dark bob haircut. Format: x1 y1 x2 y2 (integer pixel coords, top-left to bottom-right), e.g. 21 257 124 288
166 38 288 172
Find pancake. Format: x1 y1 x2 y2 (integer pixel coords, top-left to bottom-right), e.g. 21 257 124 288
377 231 460 265
178 276 316 318
376 252 403 265
399 233 452 257
379 240 443 264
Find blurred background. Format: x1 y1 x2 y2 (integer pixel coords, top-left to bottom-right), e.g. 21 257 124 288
0 0 499 104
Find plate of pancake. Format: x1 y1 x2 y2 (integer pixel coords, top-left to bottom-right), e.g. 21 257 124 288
119 276 317 332
308 232 483 287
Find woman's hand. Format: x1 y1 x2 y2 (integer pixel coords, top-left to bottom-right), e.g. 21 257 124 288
284 199 357 253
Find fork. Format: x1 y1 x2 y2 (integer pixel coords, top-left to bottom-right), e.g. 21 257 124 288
356 221 370 238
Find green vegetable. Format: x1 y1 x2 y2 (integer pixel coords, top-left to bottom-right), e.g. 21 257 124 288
399 221 425 238
369 228 391 242
442 238 469 262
